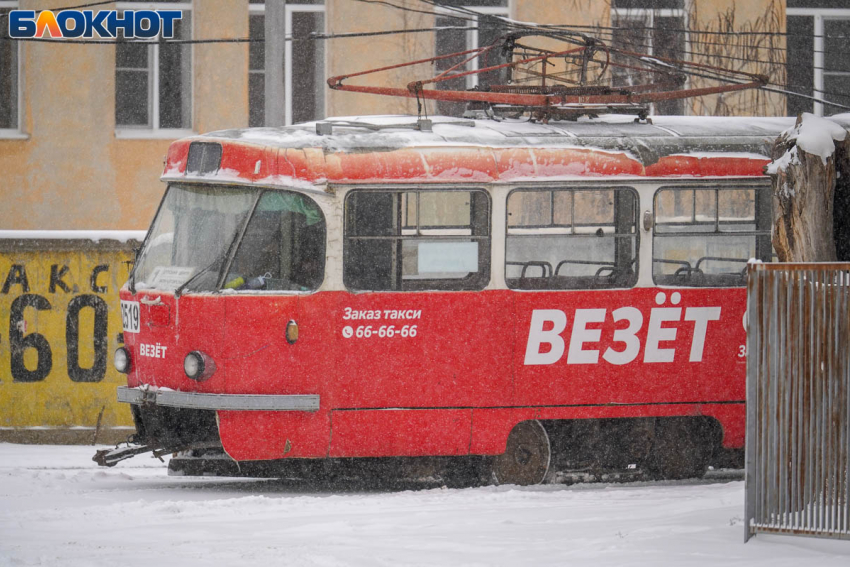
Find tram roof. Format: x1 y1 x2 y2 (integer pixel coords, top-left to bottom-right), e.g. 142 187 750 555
162 114 850 188
207 114 802 153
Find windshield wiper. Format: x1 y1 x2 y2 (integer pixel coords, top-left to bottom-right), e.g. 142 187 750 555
174 253 228 297
127 247 141 294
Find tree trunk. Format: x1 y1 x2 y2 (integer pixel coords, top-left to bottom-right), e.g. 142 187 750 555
770 118 838 262
769 114 850 262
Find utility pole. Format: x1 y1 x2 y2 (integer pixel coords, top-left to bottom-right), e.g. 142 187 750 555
264 0 286 127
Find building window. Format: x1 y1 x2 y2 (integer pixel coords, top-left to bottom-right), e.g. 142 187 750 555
433 1 509 117
506 187 639 290
611 0 686 115
115 2 192 134
787 2 850 116
652 184 772 287
248 0 325 127
344 189 490 291
0 2 20 132
249 7 265 127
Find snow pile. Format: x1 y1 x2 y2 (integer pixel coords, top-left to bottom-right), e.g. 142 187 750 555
766 145 799 176
768 113 848 175
793 113 847 162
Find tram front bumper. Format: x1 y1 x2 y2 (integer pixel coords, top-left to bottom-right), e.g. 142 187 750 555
117 386 320 412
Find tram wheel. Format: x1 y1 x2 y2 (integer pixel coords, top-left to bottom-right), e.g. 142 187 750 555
492 420 551 486
645 419 711 480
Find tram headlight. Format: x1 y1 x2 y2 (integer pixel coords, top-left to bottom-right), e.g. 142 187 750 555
184 351 216 382
114 347 130 374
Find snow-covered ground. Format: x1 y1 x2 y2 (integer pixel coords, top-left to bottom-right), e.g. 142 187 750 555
1 444 848 567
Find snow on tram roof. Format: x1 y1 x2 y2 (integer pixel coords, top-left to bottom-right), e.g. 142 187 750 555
202 114 797 155
162 114 850 186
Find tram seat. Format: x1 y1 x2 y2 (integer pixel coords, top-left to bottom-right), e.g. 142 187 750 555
506 257 638 290
506 260 552 289
653 256 750 287
507 269 636 290
510 277 553 290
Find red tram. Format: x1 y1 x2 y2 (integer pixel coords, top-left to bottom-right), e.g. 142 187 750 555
99 114 791 485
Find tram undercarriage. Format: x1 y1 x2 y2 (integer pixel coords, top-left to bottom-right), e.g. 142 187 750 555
95 404 740 486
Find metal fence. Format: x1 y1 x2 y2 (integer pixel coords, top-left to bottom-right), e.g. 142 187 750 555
745 263 850 541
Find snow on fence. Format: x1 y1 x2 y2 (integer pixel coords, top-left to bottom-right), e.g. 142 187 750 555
745 263 850 541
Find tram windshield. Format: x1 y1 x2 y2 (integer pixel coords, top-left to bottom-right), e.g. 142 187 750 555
132 184 325 293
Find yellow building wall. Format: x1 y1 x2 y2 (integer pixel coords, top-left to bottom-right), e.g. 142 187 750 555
194 0 249 134
326 0 433 117
688 0 786 116
0 0 249 232
514 0 608 30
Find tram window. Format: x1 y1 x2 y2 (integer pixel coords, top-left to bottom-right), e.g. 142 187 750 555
225 191 325 292
506 187 639 290
344 190 490 291
653 185 772 287
133 184 257 293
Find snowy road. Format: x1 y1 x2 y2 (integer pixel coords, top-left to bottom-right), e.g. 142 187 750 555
1 444 848 566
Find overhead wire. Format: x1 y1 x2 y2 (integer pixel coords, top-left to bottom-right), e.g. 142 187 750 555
536 23 850 60
505 20 850 41
3 0 848 111
0 25 477 44
396 1 850 68
352 0 466 20
0 0 838 64
413 1 850 108
522 27 849 104
7 0 850 42
411 3 783 71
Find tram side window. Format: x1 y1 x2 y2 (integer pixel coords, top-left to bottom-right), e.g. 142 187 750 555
505 187 639 290
344 190 490 291
225 191 326 291
653 185 772 287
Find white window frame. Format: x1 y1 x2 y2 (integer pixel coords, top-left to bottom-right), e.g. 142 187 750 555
285 3 325 126
114 1 194 139
250 2 326 126
0 0 25 139
787 6 850 117
249 2 265 127
434 4 510 90
610 4 688 116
